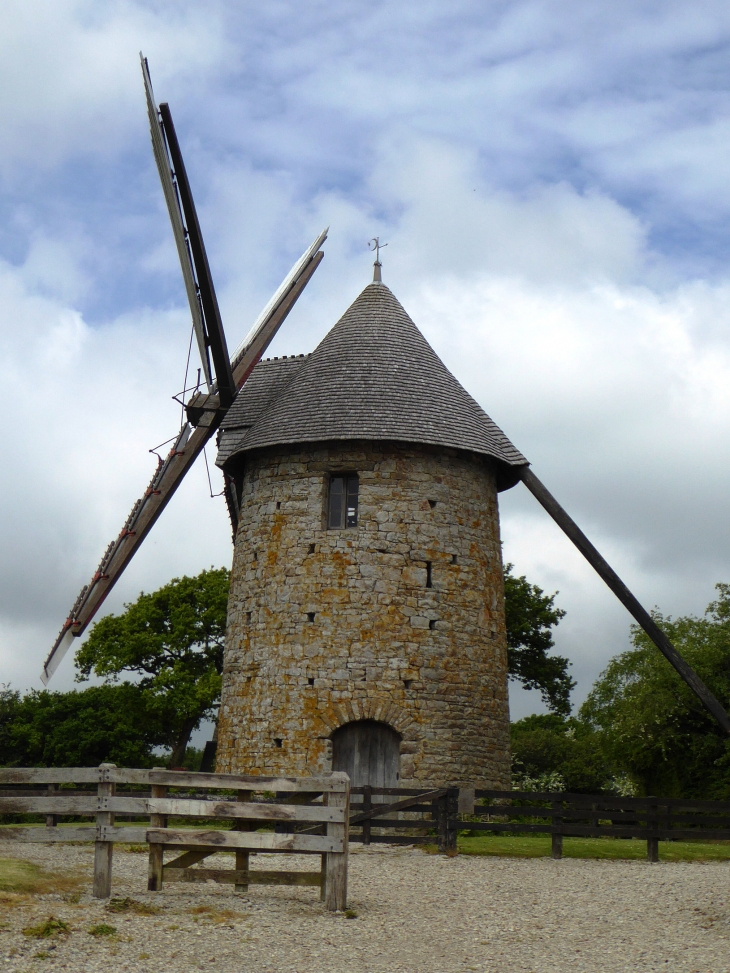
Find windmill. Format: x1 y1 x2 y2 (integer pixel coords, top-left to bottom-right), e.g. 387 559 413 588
42 57 730 755
41 55 327 685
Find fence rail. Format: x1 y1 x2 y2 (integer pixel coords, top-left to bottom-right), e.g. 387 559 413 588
0 765 349 908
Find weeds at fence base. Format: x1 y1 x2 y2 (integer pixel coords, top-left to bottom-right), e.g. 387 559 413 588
22 917 70 939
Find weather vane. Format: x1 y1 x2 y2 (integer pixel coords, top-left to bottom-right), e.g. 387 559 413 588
368 237 388 281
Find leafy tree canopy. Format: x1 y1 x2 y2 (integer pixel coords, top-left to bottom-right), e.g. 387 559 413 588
0 684 163 767
75 567 229 766
510 713 613 793
504 563 574 716
580 584 730 799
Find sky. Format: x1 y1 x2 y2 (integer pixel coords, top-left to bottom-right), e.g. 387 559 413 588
3 0 730 728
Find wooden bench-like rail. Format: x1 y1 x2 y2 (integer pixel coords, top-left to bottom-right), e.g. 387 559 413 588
0 765 349 909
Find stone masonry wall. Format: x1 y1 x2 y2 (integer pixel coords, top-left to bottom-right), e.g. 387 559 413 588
216 441 511 787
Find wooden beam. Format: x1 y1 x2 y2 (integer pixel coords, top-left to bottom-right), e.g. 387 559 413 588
163 848 215 870
323 783 349 912
101 796 345 822
147 778 166 892
146 828 342 854
164 868 322 887
519 466 730 734
349 788 446 824
93 763 115 899
147 769 344 792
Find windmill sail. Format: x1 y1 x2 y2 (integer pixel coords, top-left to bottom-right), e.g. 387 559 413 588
141 55 212 391
41 61 329 685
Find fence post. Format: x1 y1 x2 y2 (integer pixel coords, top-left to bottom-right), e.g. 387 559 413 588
551 800 563 860
647 801 659 863
234 790 252 893
436 792 448 853
93 763 116 899
45 783 57 829
148 769 167 891
324 774 349 911
362 785 372 846
446 787 459 856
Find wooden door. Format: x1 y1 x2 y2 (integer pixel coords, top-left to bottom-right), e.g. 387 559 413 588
332 720 401 788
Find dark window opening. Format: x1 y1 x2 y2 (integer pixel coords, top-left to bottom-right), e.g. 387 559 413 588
274 738 283 748
308 543 316 554
328 474 359 528
451 553 458 565
429 619 438 630
307 612 316 622
426 561 432 588
308 677 315 686
428 499 437 509
246 611 252 624
276 501 281 510
403 679 413 690
253 551 258 561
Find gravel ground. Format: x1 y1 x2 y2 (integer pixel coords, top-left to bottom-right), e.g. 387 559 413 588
1 839 728 973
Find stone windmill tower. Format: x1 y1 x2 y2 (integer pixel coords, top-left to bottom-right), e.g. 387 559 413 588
214 266 527 788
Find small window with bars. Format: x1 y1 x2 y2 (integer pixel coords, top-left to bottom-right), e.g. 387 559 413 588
328 474 359 529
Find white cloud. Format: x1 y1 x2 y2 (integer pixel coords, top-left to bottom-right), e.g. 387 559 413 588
0 0 228 172
0 255 231 692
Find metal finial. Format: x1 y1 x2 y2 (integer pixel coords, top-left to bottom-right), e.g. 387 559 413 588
368 237 388 281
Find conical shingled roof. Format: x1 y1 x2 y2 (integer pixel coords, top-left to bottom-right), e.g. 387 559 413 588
216 281 528 490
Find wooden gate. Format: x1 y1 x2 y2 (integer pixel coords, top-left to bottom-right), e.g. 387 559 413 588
0 766 349 910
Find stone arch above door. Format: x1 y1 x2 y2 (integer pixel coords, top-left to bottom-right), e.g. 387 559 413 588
331 720 401 788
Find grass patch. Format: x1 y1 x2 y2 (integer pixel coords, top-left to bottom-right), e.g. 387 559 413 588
454 834 730 861
106 897 159 916
88 923 117 937
22 917 70 939
0 858 82 896
188 905 244 924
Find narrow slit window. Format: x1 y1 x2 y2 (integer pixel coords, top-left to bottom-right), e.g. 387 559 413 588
328 474 359 528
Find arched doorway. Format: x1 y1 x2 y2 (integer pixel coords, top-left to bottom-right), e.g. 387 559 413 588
331 720 401 788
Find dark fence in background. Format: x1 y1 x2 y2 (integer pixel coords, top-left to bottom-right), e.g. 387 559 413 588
471 789 730 861
345 786 730 861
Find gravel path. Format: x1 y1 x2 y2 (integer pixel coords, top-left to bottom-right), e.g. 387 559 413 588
1 840 728 972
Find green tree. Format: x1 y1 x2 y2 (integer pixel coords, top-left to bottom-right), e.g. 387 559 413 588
510 713 612 793
75 568 229 767
0 683 162 767
581 584 730 799
504 563 574 715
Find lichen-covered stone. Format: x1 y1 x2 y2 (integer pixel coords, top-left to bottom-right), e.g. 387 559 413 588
216 440 511 787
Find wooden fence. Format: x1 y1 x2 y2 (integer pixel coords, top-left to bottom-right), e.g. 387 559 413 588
0 765 349 910
470 789 730 860
345 787 730 862
348 786 459 853
3 770 728 883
